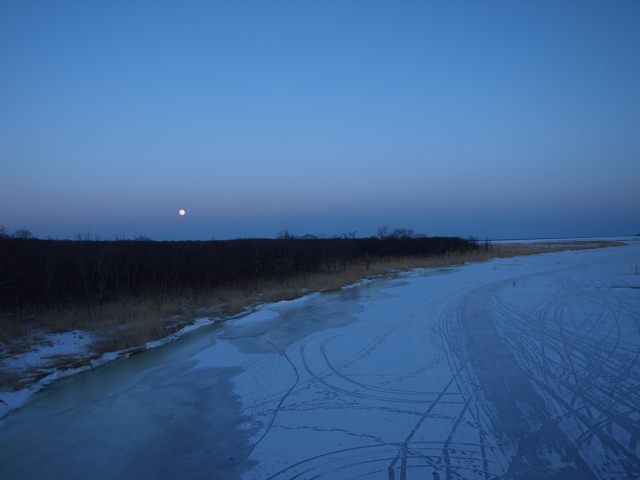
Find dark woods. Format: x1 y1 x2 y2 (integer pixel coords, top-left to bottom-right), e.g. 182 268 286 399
0 231 483 311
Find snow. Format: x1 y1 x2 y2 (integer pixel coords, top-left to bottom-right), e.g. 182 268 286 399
0 330 95 419
0 317 223 421
0 294 320 421
2 330 94 372
1 238 639 479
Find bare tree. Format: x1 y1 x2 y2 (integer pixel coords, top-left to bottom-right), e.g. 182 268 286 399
14 228 34 239
391 228 414 239
277 229 296 240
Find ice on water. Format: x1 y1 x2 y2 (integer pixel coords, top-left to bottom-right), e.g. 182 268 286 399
1 238 639 479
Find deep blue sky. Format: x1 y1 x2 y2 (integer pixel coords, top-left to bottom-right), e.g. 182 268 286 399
2 1 639 240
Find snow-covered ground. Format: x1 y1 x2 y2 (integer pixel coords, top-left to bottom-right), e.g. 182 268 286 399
0 330 95 418
0 317 219 420
0 238 639 479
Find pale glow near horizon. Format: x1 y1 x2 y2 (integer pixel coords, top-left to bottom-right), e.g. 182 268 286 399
1 2 639 240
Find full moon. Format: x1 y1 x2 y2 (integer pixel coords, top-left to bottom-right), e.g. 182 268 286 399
179 210 185 216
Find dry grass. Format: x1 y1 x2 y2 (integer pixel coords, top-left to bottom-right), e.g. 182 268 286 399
185 240 623 322
0 297 189 356
0 239 623 383
0 369 22 392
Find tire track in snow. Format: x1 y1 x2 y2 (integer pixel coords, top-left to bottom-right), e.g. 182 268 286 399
480 259 640 478
459 278 598 479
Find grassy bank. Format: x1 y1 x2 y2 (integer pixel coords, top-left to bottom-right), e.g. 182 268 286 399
0 240 622 390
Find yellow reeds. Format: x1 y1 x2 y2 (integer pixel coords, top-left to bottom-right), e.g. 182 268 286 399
1 240 623 362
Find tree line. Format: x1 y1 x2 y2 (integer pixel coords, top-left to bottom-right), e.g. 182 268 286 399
0 227 485 311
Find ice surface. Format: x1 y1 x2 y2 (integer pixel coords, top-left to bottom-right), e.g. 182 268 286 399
0 330 97 419
0 317 223 420
1 239 639 479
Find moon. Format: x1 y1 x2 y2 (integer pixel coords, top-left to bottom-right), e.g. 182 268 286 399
179 209 185 216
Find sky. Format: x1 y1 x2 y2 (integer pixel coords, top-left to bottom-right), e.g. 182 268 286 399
1 1 639 241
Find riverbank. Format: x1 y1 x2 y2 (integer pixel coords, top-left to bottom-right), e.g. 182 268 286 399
1 238 638 478
0 239 625 421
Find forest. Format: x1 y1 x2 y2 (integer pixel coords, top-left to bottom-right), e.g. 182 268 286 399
0 230 482 311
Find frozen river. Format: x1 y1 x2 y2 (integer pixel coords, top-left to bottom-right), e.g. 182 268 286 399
1 240 640 479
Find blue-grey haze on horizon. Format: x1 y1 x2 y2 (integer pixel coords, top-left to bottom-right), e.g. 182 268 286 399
1 1 639 241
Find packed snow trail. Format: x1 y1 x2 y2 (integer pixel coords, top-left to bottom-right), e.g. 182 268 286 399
0 239 639 479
